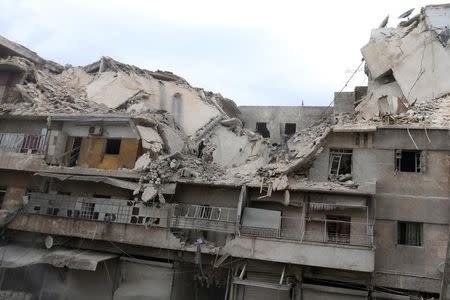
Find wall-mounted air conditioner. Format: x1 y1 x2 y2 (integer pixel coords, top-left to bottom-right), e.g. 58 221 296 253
89 126 103 136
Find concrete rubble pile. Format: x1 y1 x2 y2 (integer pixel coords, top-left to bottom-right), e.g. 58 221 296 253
356 5 450 126
1 4 448 203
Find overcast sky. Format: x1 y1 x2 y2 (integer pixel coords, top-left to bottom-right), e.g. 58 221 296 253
0 0 443 106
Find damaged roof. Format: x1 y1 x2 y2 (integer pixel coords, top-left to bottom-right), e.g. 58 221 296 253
0 5 448 198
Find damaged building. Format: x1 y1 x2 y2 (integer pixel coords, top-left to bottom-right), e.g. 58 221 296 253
0 4 448 300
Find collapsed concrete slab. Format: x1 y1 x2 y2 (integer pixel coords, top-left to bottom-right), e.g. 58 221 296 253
358 4 450 121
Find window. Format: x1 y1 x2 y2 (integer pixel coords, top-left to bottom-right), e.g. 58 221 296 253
0 186 6 208
398 222 422 246
284 123 296 135
395 150 421 173
80 202 95 219
328 149 353 179
105 139 121 155
326 215 351 243
256 122 270 138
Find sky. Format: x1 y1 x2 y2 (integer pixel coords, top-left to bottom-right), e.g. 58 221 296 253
0 0 443 106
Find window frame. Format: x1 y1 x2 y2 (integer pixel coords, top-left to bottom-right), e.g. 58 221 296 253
105 139 121 155
326 215 351 244
397 221 423 247
395 150 422 173
284 123 297 135
255 122 270 138
328 148 353 179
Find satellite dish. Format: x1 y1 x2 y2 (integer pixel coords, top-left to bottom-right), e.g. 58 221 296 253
437 262 446 273
398 8 415 19
379 15 389 29
45 235 54 249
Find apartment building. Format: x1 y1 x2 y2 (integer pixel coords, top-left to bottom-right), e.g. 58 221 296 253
0 4 448 300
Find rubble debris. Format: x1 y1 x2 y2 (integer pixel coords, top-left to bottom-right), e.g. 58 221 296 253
0 4 448 205
358 5 450 121
141 185 158 202
136 125 163 154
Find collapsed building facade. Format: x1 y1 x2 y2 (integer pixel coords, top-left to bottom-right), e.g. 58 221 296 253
0 4 448 300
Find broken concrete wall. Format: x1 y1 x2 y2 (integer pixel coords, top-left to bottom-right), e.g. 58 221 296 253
0 118 47 135
359 5 450 120
173 184 240 208
238 106 329 144
73 65 223 137
209 125 269 168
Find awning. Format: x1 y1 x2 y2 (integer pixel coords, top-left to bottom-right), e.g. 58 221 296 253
34 172 139 191
0 245 117 271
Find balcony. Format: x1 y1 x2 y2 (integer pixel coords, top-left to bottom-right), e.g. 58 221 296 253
0 133 46 154
171 203 237 234
232 202 375 272
240 203 373 248
23 193 237 234
0 133 47 170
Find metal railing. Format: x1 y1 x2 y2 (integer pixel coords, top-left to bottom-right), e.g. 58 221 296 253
302 218 373 247
24 193 373 246
0 133 46 154
171 203 237 233
241 216 373 247
24 193 239 233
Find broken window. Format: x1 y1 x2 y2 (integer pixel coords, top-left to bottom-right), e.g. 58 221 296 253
328 149 352 179
398 222 422 246
284 123 296 135
326 215 350 244
395 150 421 173
256 122 270 138
105 139 121 155
0 186 5 208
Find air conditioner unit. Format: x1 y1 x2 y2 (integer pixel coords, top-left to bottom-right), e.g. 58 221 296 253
89 126 103 136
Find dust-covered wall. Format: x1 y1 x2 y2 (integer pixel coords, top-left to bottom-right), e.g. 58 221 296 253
238 106 329 144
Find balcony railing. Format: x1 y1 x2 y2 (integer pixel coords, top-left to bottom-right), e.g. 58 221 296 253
0 133 46 154
170 203 237 233
24 193 238 234
242 216 372 247
24 193 372 246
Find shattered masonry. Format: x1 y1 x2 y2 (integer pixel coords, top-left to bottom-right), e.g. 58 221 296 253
0 4 448 300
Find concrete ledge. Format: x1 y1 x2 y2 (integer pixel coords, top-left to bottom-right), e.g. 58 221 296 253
223 236 375 272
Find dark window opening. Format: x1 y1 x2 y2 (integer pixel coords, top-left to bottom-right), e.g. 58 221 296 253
69 137 82 167
80 202 95 219
256 122 270 138
57 191 71 196
0 187 6 208
105 139 121 155
398 222 422 246
363 133 368 146
327 215 351 244
67 210 72 217
354 134 360 146
34 206 40 212
396 150 421 173
284 123 296 135
328 149 353 179
132 207 140 215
